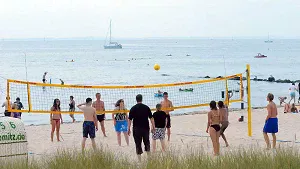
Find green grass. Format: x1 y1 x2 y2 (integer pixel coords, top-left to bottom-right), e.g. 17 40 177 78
2 147 300 169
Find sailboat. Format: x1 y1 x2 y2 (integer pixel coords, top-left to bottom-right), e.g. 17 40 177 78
104 20 122 49
264 33 273 43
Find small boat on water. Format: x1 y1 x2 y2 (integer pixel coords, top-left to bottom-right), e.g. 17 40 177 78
104 20 122 49
254 53 267 58
179 88 193 92
264 33 273 43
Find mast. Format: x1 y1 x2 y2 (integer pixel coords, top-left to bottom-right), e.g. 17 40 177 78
109 20 112 43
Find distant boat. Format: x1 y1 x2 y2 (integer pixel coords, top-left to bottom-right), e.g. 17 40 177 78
254 53 267 58
186 54 191 56
166 54 172 56
264 33 273 43
104 20 122 49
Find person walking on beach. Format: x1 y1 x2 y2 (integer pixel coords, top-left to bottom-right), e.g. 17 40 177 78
218 101 229 147
161 92 174 141
263 93 278 149
77 98 98 151
50 99 63 142
112 99 129 146
92 93 107 137
128 94 155 162
152 103 167 152
2 97 12 117
69 96 76 122
42 72 48 83
289 83 298 104
206 101 222 156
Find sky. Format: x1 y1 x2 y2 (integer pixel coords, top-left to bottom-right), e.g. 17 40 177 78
0 0 299 39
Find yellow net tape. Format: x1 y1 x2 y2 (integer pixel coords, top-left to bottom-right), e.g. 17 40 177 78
7 73 244 114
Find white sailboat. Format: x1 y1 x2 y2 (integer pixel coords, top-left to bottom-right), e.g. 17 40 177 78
264 33 273 43
104 20 122 49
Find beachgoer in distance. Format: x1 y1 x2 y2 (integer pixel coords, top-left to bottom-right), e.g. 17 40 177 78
160 92 174 141
152 103 167 152
218 101 229 147
158 90 163 94
59 79 64 85
291 103 298 113
92 93 107 137
289 83 298 104
284 102 291 113
128 94 155 162
14 97 24 118
69 96 76 122
263 93 278 149
278 96 287 106
11 103 21 119
2 97 12 117
112 99 129 146
50 99 63 142
206 101 222 156
42 72 48 83
77 98 98 151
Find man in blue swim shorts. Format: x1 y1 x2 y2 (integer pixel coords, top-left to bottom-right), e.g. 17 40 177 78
263 93 278 150
77 98 98 151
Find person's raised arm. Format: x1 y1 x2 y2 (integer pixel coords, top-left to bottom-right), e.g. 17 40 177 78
77 103 85 109
206 112 211 133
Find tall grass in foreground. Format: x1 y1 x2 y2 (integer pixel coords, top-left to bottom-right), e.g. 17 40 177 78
2 147 300 169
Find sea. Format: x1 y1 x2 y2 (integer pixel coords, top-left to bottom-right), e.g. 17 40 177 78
0 38 299 125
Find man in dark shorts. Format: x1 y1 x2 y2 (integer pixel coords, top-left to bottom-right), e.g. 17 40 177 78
14 97 24 118
92 93 107 137
2 97 12 117
77 98 98 151
161 92 174 141
128 94 155 162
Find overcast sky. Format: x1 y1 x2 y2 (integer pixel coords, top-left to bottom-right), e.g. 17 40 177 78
0 0 299 39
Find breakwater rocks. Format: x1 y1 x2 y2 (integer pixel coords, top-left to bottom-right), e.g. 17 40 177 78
202 76 300 84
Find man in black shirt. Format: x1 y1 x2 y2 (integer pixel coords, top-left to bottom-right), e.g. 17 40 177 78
14 97 24 118
128 94 155 162
152 103 167 152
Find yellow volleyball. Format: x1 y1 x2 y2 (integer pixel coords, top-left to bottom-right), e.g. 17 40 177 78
154 64 160 71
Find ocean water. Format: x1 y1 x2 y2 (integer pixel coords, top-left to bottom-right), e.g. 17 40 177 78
0 38 299 125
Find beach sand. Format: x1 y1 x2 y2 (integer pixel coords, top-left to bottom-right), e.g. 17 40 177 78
25 107 300 160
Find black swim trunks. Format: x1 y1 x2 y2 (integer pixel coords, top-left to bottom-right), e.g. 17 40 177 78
83 121 95 138
210 124 221 132
166 114 171 128
97 114 105 122
4 110 11 117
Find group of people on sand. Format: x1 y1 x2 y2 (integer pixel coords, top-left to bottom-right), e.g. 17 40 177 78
2 97 24 119
278 82 300 113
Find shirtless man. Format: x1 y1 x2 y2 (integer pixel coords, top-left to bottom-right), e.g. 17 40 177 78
160 92 174 141
263 93 278 149
77 98 98 151
92 93 107 137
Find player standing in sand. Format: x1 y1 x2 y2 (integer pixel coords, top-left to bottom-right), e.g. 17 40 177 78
92 93 107 137
160 92 174 141
42 72 48 83
263 93 278 149
77 98 98 151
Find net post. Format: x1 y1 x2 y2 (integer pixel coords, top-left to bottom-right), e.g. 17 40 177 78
246 64 252 137
6 80 10 110
27 82 32 112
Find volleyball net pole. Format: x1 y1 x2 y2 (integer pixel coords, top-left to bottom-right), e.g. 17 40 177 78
246 64 252 137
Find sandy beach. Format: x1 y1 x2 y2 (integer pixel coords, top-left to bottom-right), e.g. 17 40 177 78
25 106 300 160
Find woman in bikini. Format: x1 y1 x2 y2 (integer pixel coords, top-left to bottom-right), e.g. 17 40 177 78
69 96 76 122
206 100 222 156
50 98 63 142
112 99 129 146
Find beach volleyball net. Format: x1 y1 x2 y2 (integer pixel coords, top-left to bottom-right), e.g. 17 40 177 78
6 73 245 114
